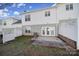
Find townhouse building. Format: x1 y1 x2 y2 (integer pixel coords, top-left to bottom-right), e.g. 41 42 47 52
0 3 79 49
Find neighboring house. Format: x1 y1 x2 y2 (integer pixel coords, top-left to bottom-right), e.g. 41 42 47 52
0 3 79 49
0 17 22 43
2 17 18 26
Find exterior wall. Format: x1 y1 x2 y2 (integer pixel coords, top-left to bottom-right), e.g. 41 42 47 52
0 20 3 31
2 18 17 26
57 3 79 21
22 25 33 35
22 7 58 25
25 24 58 36
14 27 22 37
0 20 2 25
22 3 79 25
2 28 15 43
0 25 2 32
2 24 22 28
59 19 77 41
77 18 79 49
0 32 2 34
2 24 22 43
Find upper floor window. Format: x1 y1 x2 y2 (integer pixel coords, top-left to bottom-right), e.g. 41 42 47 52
66 5 69 10
45 11 50 17
66 4 73 11
25 15 31 21
25 29 30 33
70 4 73 10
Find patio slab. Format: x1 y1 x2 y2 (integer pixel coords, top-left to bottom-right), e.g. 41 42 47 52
32 36 68 48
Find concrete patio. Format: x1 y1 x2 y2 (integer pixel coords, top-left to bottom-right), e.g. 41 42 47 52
32 36 72 49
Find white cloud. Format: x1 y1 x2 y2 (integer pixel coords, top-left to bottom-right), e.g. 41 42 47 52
3 13 9 17
17 3 26 8
4 8 9 12
12 4 16 7
26 10 29 12
0 10 4 16
0 10 9 17
51 4 56 7
0 4 2 6
0 8 9 17
29 6 32 9
14 11 20 15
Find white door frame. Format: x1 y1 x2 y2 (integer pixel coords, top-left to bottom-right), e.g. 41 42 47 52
41 27 55 36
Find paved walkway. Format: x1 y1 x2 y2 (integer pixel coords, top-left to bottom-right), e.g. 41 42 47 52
32 36 67 48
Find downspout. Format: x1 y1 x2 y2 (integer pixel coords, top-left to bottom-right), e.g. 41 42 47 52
56 4 59 36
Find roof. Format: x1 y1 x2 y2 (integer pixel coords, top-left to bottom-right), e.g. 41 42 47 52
0 16 21 21
21 3 67 15
13 20 22 24
20 4 57 15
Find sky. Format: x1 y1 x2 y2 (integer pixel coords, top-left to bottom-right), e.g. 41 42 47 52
0 3 55 19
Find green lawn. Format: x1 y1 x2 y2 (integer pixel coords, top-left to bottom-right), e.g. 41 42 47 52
0 36 77 56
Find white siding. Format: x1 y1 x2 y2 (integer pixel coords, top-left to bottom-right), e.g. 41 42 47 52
57 3 79 21
59 19 77 41
22 3 79 25
3 18 17 26
2 24 22 43
0 25 2 31
14 28 22 37
2 28 15 43
22 8 58 25
77 18 79 49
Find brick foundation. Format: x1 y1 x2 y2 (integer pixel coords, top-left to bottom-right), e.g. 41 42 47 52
58 34 76 49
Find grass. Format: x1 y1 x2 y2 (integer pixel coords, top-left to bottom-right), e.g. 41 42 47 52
0 36 78 56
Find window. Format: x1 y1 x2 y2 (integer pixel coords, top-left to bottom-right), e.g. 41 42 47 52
47 27 49 35
25 29 30 33
66 4 73 11
43 30 45 35
25 15 31 21
48 11 50 16
70 4 73 10
25 30 27 33
66 5 69 10
45 11 50 17
28 30 30 33
45 12 47 16
51 30 54 35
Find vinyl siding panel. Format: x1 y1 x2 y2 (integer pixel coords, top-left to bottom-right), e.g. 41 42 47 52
31 24 58 36
59 19 77 41
22 8 58 25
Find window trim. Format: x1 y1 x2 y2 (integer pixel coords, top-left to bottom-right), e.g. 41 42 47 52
66 4 73 11
70 4 73 10
45 11 50 17
25 29 31 33
25 15 31 21
48 11 50 16
66 4 69 11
